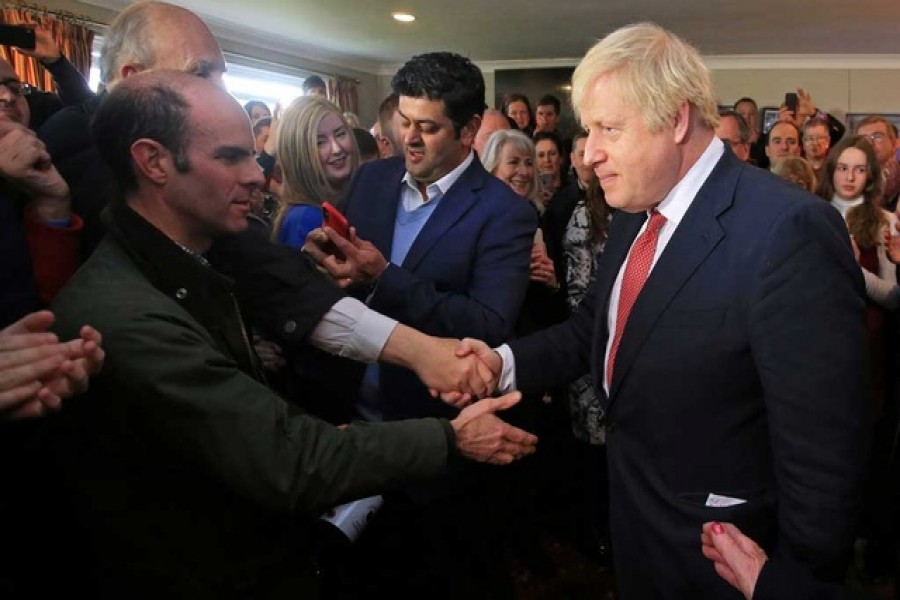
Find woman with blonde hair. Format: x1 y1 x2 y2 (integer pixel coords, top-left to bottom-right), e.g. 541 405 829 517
272 96 359 247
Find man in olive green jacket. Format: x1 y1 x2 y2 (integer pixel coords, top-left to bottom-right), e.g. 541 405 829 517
50 70 535 597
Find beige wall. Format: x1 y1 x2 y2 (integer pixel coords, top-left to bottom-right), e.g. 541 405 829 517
711 67 900 120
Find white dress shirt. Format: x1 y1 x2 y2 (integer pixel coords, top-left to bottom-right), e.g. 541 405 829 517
496 136 725 394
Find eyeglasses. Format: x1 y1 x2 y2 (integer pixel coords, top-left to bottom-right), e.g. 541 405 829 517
0 78 32 97
862 132 887 143
803 136 828 143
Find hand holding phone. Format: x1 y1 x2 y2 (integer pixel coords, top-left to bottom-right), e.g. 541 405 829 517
0 25 36 51
322 201 349 239
784 92 798 114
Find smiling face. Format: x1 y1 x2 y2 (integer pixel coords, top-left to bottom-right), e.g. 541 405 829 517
398 95 473 189
492 142 535 198
316 112 354 187
580 72 684 213
832 147 869 200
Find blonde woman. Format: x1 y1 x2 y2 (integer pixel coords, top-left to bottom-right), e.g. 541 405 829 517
272 96 359 247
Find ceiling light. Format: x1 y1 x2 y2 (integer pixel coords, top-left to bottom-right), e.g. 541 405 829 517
392 12 415 23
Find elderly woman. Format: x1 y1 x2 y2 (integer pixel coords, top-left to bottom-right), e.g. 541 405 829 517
481 129 557 290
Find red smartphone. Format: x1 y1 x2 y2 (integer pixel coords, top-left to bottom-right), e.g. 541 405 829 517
322 201 350 239
0 25 36 50
784 92 798 113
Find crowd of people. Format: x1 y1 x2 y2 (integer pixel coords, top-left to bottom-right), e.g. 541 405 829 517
2 2 899 599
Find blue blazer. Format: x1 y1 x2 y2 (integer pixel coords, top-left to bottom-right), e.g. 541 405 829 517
344 156 537 419
510 149 870 598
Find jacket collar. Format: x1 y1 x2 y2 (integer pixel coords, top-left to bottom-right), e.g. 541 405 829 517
108 203 235 311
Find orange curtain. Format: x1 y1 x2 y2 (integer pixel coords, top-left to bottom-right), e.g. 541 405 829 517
327 76 359 115
0 8 93 92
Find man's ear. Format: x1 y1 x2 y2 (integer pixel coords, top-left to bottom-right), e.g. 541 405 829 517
672 101 692 144
130 138 170 186
120 63 142 81
377 135 393 159
460 114 482 147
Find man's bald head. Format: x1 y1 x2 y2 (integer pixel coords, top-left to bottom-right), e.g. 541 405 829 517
101 1 226 89
93 70 223 194
474 109 511 156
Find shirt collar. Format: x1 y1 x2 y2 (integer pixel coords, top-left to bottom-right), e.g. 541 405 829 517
402 150 475 201
654 136 724 227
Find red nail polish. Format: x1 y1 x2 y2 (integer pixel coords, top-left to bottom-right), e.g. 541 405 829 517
712 522 724 535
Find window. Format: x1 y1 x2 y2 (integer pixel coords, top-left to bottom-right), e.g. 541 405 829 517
88 36 323 116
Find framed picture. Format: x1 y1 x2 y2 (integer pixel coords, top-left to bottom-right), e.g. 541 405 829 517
761 108 781 134
846 113 900 134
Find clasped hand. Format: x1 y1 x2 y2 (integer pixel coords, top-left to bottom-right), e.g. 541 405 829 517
0 311 105 420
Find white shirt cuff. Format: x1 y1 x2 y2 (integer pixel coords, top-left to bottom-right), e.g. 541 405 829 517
308 297 398 363
495 343 517 393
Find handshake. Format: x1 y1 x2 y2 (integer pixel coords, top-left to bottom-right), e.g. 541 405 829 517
381 328 535 465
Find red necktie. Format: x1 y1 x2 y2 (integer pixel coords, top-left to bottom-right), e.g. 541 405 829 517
606 209 667 387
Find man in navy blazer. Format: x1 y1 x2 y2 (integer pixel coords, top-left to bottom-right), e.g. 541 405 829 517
308 52 536 420
306 52 536 597
462 24 870 598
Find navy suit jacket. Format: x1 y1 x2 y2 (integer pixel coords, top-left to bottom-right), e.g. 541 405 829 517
344 156 536 419
510 149 870 598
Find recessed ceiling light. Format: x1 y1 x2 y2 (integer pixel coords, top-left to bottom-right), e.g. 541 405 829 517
393 12 415 23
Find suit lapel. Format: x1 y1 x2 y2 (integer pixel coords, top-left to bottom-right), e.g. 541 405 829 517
363 160 405 259
607 152 741 402
401 158 484 271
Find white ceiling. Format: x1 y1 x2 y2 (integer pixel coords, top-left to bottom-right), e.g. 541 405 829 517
78 0 900 73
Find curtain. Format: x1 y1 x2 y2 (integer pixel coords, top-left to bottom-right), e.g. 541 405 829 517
0 8 94 92
327 76 359 116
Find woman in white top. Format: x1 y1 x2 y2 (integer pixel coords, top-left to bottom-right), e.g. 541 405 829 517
816 135 898 307
817 135 895 412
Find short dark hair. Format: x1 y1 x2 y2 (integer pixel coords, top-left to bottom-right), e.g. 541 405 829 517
537 94 561 114
377 93 399 135
719 110 751 143
353 127 378 161
533 130 562 153
767 120 800 143
733 96 757 111
303 75 327 93
243 100 269 118
93 81 191 195
572 129 588 145
391 52 486 136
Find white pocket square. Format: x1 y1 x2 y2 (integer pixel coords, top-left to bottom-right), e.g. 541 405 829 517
705 493 747 508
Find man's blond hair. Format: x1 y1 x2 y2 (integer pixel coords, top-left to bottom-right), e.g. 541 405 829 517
571 23 718 133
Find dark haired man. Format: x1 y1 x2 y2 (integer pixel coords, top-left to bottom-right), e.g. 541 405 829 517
306 51 537 596
50 70 536 596
303 74 327 97
716 110 752 162
535 93 561 134
375 92 403 158
765 120 802 167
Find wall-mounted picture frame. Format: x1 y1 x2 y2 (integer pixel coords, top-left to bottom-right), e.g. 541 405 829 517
845 113 900 134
